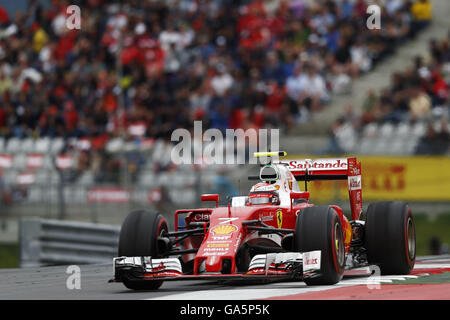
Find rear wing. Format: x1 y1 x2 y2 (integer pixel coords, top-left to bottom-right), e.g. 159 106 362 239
276 158 362 220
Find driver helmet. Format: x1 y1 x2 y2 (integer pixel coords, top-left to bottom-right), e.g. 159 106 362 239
248 182 280 205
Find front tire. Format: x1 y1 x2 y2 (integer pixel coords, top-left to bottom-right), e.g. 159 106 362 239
364 201 415 275
295 206 346 285
118 210 168 290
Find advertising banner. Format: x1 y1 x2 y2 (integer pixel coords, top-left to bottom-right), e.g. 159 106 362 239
290 156 450 202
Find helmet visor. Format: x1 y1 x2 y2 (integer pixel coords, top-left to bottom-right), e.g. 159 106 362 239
248 192 278 205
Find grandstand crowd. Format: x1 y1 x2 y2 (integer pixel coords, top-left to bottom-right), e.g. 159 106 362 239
0 0 434 146
330 32 449 155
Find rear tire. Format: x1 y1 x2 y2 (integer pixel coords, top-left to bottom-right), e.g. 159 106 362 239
295 206 346 285
118 210 168 290
364 201 415 275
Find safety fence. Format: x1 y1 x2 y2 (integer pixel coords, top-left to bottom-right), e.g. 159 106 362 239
5 156 450 225
19 218 120 267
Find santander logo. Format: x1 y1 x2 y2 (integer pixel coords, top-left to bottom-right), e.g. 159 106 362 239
283 159 348 171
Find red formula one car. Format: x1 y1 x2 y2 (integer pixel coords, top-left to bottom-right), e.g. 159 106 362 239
111 152 416 290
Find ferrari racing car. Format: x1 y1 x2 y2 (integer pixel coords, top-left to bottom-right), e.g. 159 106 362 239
110 152 416 290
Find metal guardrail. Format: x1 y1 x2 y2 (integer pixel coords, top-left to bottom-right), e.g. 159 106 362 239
19 218 120 267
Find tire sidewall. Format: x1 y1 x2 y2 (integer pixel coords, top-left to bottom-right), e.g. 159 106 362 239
118 210 168 290
365 201 416 275
403 208 416 270
328 211 345 277
295 206 345 285
118 210 168 257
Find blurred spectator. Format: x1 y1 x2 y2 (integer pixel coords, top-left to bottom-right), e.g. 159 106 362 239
409 87 431 119
0 0 425 141
321 117 347 155
410 0 432 33
337 33 450 155
321 104 359 155
415 120 450 155
297 64 329 112
286 66 304 102
361 89 378 124
211 63 234 97
0 168 11 204
0 0 436 180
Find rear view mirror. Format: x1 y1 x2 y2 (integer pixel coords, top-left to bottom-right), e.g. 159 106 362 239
290 192 310 200
201 194 219 208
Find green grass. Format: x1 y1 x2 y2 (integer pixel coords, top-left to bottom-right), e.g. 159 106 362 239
414 213 450 256
391 272 450 284
0 243 19 268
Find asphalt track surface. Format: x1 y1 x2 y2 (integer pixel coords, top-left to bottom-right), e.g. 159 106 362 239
0 256 449 300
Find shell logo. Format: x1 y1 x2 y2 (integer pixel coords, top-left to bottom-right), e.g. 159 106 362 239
211 224 237 235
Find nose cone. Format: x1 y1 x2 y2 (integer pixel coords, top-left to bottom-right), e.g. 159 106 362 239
195 214 243 274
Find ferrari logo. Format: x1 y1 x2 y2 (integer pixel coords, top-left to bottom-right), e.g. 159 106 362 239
276 209 283 229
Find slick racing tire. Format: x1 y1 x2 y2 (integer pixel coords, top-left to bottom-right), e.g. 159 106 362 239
295 206 346 285
118 210 168 290
364 201 416 275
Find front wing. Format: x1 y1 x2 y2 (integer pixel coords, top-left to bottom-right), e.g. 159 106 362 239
110 251 322 283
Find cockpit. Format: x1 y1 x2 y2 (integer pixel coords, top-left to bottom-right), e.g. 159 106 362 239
247 190 280 205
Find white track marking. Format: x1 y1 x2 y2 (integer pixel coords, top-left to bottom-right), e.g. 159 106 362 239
414 264 450 269
343 278 393 284
149 282 356 300
148 274 421 300
380 275 419 279
146 259 449 300
340 275 419 285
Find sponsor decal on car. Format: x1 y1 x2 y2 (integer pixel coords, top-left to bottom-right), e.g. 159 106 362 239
211 235 232 241
276 209 283 228
303 250 321 278
283 158 348 171
204 252 227 256
204 247 228 252
207 243 230 248
193 213 211 221
258 212 274 222
254 184 277 191
348 175 361 191
210 224 238 235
